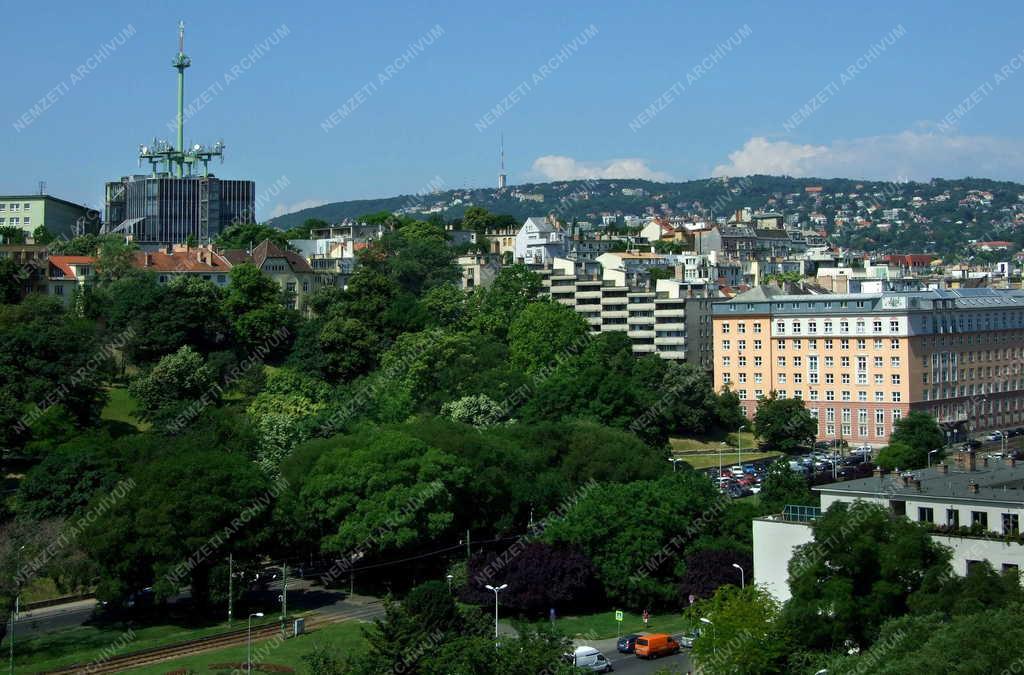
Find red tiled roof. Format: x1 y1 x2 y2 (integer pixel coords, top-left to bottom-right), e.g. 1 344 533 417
131 248 233 273
48 255 96 279
222 240 314 274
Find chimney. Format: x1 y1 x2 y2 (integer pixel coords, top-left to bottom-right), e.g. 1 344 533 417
909 477 921 491
144 253 151 267
937 463 949 475
967 481 979 494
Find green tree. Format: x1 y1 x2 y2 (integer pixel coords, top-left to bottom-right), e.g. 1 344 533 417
317 316 379 383
129 346 217 428
468 264 542 337
0 257 24 304
508 300 589 374
95 237 137 282
758 460 816 514
223 263 282 316
542 471 722 608
214 222 290 250
875 441 923 471
753 394 817 453
888 411 945 458
781 500 952 651
420 283 468 328
84 447 271 610
439 394 506 428
686 585 790 675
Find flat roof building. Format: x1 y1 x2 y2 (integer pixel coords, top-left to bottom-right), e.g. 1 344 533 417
0 195 99 239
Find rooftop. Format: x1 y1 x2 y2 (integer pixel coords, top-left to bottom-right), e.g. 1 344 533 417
817 455 1024 506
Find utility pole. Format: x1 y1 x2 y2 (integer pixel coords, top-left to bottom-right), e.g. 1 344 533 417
280 562 288 636
228 553 233 627
9 595 18 675
465 529 471 561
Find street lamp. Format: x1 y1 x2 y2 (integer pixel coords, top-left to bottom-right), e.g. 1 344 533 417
446 574 454 593
928 449 939 469
668 457 683 472
247 612 264 673
484 584 508 639
737 425 747 466
731 563 745 589
700 617 715 656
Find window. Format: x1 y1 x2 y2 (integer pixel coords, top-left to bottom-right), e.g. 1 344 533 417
722 340 731 350
9 203 18 211
891 392 902 402
1004 513 1020 536
825 339 834 350
737 323 746 333
947 509 959 528
873 320 883 333
754 356 763 367
972 511 989 529
874 356 884 368
23 217 29 225
891 339 900 350
918 507 934 523
857 339 866 350
738 340 747 351
889 320 899 332
722 356 731 367
738 356 747 367
753 323 762 333
777 356 786 367
722 323 731 334
891 374 902 385
54 285 64 296
23 202 30 209
809 390 819 400
754 339 762 350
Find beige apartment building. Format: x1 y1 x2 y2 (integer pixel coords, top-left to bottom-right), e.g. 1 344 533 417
712 286 1024 445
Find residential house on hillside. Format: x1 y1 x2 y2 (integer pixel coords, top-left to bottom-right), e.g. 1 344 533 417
514 216 567 264
131 246 234 287
47 255 96 305
224 240 320 310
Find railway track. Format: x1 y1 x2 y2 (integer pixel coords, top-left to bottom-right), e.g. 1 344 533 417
42 602 383 675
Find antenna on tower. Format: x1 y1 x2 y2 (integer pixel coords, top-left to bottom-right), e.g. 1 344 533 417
497 132 508 190
38 180 46 196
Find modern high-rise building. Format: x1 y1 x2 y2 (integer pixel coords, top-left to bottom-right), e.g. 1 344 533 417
103 22 254 245
712 286 1024 444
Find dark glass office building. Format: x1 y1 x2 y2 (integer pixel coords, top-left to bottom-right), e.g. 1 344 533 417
104 174 255 244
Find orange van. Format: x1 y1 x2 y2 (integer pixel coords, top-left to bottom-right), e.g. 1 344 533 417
634 633 680 659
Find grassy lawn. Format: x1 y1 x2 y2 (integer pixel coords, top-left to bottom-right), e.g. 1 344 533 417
14 613 299 673
674 451 781 471
518 610 694 641
101 385 149 431
670 430 757 453
125 621 366 674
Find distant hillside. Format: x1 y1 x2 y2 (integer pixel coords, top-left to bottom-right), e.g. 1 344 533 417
267 175 1024 259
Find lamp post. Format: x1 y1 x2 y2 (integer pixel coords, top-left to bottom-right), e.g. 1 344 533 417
446 574 454 593
731 563 745 589
928 449 939 469
668 457 683 472
484 584 508 640
8 594 18 675
247 612 264 673
700 617 715 656
737 425 746 466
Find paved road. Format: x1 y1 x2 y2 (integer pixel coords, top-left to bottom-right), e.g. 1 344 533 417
573 636 693 674
13 598 98 638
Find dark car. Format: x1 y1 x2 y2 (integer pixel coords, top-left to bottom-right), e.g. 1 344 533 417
617 634 641 654
963 439 983 450
841 455 865 466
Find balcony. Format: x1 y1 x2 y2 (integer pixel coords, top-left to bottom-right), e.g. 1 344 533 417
628 328 655 339
654 335 687 346
632 343 657 354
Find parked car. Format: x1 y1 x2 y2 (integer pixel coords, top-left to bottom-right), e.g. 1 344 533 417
570 646 614 672
634 633 680 659
963 439 983 450
679 630 700 648
987 431 1004 441
617 634 641 654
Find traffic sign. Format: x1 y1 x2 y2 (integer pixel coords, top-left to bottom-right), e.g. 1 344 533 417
615 610 623 622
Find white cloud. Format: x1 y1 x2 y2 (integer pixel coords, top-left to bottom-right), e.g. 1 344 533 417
531 155 671 181
712 132 1024 181
267 199 327 219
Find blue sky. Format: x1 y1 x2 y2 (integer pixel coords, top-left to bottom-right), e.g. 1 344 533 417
5 0 1024 219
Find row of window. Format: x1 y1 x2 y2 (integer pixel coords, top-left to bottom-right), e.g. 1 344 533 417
725 370 901 387
0 202 32 211
771 318 902 335
915 506 1019 536
0 217 29 226
733 388 904 403
720 338 902 351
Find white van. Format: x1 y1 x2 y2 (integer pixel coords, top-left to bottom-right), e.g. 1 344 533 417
571 645 614 672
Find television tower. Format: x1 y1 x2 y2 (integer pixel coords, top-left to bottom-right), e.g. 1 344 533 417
137 22 225 178
498 133 508 189
172 21 191 177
